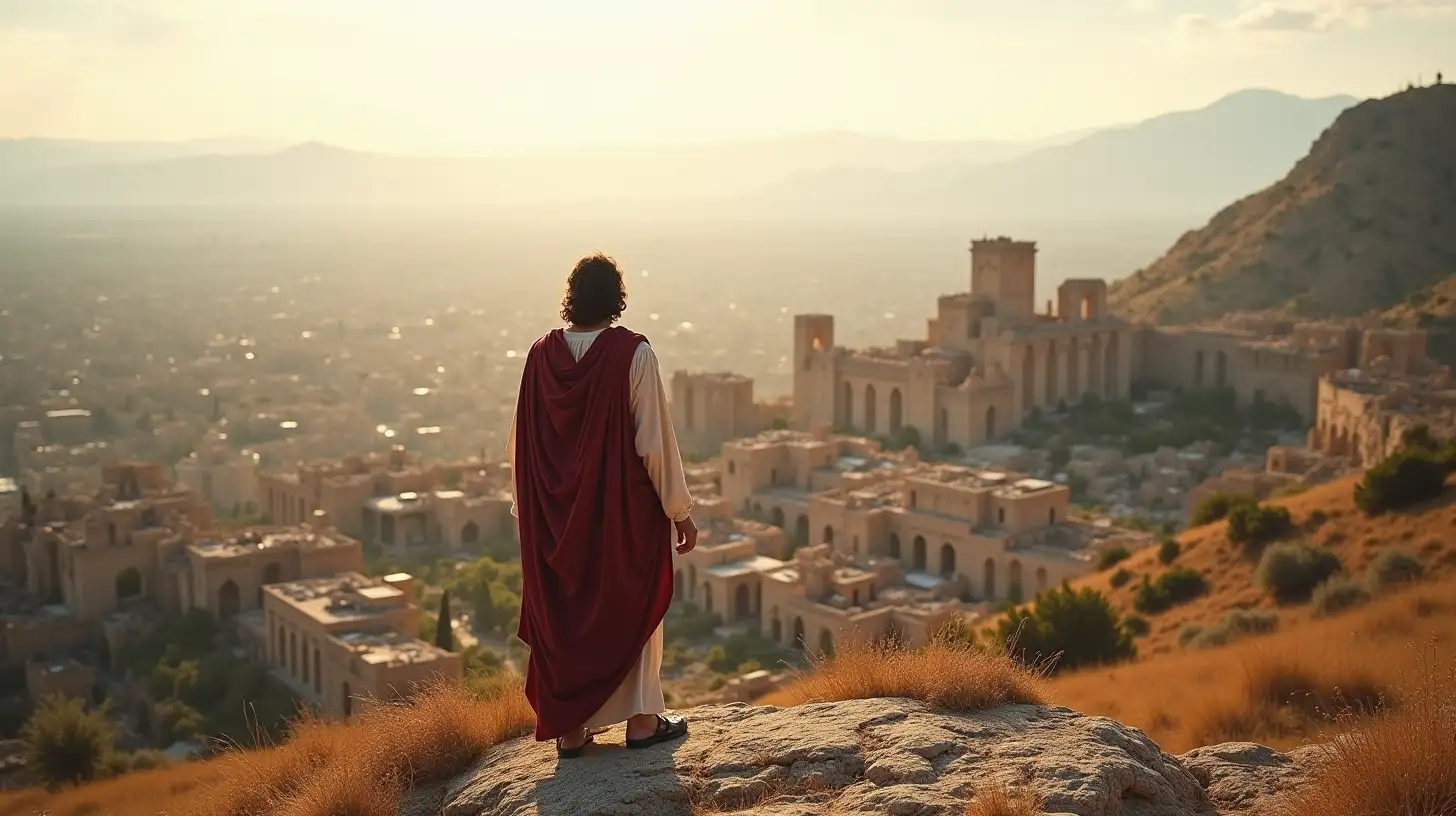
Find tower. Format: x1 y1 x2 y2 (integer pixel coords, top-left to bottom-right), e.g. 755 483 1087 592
793 315 837 429
970 237 1038 321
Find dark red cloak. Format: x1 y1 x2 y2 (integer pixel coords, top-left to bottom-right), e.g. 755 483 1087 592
513 326 675 741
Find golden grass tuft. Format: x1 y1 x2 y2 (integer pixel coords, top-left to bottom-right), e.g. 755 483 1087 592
965 782 1044 816
760 639 1047 712
1271 652 1456 816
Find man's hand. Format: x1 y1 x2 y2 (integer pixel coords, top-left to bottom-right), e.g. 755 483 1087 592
674 515 698 555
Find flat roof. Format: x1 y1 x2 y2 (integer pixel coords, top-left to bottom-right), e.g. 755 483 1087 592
333 628 448 666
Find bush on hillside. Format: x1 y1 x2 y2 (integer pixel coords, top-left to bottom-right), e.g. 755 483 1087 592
1122 614 1151 637
1312 575 1373 617
997 584 1135 673
1191 492 1258 526
1227 502 1294 549
21 695 119 786
1366 549 1425 592
1097 546 1131 570
1157 537 1182 565
1133 567 1209 614
1181 607 1281 650
1354 446 1448 516
1110 568 1133 588
1256 541 1344 603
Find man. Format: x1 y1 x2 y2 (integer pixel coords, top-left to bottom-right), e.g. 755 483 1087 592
508 253 698 759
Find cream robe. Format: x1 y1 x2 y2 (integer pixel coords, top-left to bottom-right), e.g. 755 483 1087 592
507 327 694 729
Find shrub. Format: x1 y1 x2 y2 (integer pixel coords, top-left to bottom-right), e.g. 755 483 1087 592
996 584 1135 673
1366 549 1425 591
1122 614 1151 637
1312 575 1373 617
1133 568 1208 614
1157 537 1182 565
1354 447 1448 515
21 695 119 786
1109 568 1133 588
1227 502 1294 548
1191 492 1257 526
1220 608 1280 637
1097 546 1131 570
1256 541 1344 603
1179 625 1206 647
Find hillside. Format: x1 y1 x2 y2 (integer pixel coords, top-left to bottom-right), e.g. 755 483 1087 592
1109 84 1456 324
760 89 1357 221
1072 474 1456 658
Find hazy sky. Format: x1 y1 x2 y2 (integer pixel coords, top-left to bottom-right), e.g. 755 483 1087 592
2 0 1452 153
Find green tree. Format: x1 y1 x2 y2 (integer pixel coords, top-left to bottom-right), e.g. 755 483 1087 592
1190 492 1258 526
1256 541 1343 603
1157 537 1182 565
21 696 119 786
435 590 455 652
1097 547 1130 571
996 584 1134 673
1354 447 1448 516
1226 502 1293 548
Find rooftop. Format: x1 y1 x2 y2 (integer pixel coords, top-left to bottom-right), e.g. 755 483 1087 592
189 529 358 559
331 628 449 667
266 573 410 624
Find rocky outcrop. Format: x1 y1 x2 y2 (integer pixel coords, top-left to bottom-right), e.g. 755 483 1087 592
432 698 1318 816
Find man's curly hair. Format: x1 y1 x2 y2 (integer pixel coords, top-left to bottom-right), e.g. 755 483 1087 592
560 253 628 327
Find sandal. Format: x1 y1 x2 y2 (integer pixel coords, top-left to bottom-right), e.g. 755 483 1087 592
555 729 594 760
625 714 688 750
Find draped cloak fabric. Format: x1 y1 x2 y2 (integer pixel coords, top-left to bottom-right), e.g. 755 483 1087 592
512 326 675 742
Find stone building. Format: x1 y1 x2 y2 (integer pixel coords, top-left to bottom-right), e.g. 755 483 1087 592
794 238 1136 451
185 528 365 621
1307 364 1456 468
670 371 793 458
258 447 513 555
175 445 259 516
24 657 97 703
242 571 461 718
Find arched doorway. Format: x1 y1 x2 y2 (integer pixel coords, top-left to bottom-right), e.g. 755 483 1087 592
864 384 878 434
771 507 785 529
985 405 997 441
734 584 751 620
842 381 855 428
983 558 996 600
771 612 782 643
818 629 835 658
889 389 903 434
260 562 282 606
1104 334 1120 397
792 617 806 651
940 543 956 577
913 536 927 571
219 579 240 620
888 533 901 559
1022 345 1036 411
1036 567 1049 595
460 521 480 548
822 525 834 545
795 515 809 545
1009 560 1024 602
1045 341 1060 405
115 567 142 604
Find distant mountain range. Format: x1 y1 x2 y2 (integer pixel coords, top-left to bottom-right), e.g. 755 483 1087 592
1109 85 1456 324
0 89 1359 221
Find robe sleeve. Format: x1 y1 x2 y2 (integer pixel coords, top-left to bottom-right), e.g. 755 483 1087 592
630 342 694 522
506 409 519 519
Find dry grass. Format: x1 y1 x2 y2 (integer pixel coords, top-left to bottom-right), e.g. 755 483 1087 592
964 782 1044 816
1271 652 1456 816
1053 573 1456 752
759 639 1047 712
0 677 534 816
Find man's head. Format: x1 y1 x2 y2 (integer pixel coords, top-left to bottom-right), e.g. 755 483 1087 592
560 253 627 327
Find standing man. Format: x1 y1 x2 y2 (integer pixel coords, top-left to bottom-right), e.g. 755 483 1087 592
508 253 698 758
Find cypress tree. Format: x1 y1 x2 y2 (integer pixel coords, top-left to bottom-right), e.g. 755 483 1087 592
435 591 454 652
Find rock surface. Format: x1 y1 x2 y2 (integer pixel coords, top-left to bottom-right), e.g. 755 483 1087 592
436 698 1316 816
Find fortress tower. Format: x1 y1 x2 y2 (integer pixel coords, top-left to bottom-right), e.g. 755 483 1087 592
971 237 1037 322
793 314 838 429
